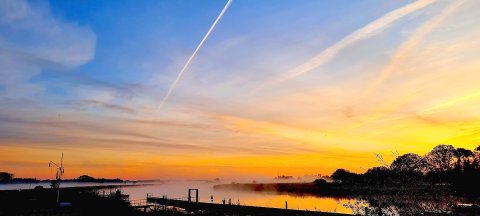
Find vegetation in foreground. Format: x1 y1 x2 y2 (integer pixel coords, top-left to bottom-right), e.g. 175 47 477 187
329 145 480 194
215 144 480 215
0 186 203 216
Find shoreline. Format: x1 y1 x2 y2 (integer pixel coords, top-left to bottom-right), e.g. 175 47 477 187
0 182 157 192
213 182 477 197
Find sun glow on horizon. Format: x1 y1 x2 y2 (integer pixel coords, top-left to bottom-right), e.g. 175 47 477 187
1 0 480 180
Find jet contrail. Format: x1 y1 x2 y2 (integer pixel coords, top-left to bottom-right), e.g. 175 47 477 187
265 0 435 86
159 0 233 108
362 0 464 98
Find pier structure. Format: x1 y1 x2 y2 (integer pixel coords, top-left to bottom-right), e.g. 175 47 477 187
146 189 351 216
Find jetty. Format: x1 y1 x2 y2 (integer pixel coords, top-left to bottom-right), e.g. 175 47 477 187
146 189 351 216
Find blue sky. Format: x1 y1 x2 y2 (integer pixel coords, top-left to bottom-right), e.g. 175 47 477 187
40 0 409 92
2 0 480 179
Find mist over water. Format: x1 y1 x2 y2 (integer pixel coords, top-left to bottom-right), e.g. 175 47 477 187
119 181 355 214
0 181 355 214
0 182 127 191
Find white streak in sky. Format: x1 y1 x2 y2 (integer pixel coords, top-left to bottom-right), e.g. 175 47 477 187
268 0 435 86
362 0 464 98
159 0 233 108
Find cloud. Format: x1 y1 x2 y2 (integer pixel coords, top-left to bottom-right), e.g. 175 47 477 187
67 99 137 114
362 0 465 99
265 0 435 86
2 0 480 179
126 118 214 129
0 0 96 97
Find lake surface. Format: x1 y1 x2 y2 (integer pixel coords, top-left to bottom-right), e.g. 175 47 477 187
0 181 355 214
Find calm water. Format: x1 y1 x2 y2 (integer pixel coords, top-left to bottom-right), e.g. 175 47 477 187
121 181 356 214
0 181 355 214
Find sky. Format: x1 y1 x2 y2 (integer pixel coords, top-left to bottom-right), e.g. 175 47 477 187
1 0 480 180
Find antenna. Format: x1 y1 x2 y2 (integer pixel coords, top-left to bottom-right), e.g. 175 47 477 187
49 152 65 203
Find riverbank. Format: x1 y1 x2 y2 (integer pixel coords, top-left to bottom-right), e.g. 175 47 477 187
0 184 182 216
213 182 480 215
213 182 454 197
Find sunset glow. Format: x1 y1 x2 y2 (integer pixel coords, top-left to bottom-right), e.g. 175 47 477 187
1 0 480 180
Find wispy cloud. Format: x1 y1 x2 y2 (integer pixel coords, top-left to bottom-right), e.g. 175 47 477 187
3 0 480 179
362 0 465 99
0 0 96 97
67 99 137 114
265 0 435 86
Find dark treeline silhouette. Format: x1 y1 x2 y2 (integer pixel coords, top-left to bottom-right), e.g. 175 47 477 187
75 175 123 183
0 172 41 183
329 144 480 195
0 173 123 184
0 186 198 216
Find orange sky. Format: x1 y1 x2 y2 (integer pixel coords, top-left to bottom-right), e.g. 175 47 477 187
1 0 480 180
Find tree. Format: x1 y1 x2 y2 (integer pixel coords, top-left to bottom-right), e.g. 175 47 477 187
473 146 480 170
313 178 327 186
363 166 405 186
425 144 456 172
331 169 359 184
453 148 473 171
0 172 14 182
390 153 428 173
77 175 95 182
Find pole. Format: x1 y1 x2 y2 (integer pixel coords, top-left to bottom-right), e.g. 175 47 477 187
57 152 63 203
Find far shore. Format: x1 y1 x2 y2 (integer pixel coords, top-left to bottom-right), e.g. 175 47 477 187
0 182 158 192
213 182 458 197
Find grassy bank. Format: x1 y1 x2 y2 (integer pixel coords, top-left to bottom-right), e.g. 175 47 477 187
0 185 198 216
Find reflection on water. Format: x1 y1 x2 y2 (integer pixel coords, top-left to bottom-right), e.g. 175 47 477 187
119 181 355 214
0 181 355 214
3 181 480 215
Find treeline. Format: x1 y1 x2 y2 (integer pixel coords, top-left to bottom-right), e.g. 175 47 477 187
0 173 123 184
329 145 480 194
0 172 39 183
74 175 123 183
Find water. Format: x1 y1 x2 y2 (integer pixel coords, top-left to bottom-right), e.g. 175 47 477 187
3 181 479 215
0 182 128 190
0 181 355 214
117 181 355 214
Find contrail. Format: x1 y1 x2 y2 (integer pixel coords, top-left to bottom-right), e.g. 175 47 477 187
361 0 464 98
265 0 435 86
159 0 233 108
341 0 464 132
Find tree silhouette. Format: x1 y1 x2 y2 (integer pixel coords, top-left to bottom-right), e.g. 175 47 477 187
453 148 473 171
390 153 428 173
0 172 13 182
330 144 480 215
426 144 456 172
331 168 359 184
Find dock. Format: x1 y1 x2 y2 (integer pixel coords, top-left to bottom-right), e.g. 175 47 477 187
146 197 351 216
